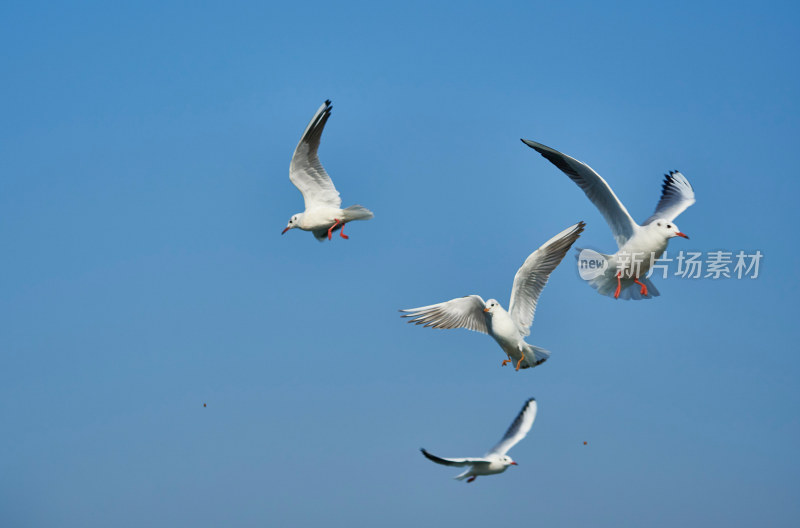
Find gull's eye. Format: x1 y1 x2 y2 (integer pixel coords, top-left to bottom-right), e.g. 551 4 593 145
667 224 672 229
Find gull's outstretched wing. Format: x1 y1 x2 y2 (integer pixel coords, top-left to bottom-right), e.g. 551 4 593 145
400 295 488 334
420 449 490 467
486 398 537 457
643 171 695 224
289 100 342 209
509 222 584 336
522 139 637 248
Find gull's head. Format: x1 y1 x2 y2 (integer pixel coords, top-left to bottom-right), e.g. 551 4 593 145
483 299 502 314
652 219 689 240
282 214 301 235
502 455 517 467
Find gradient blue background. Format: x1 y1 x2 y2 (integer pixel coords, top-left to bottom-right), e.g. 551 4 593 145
2 1 799 526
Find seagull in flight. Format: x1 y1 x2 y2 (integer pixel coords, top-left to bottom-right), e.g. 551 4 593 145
282 100 373 241
522 139 695 300
421 398 537 483
400 223 584 370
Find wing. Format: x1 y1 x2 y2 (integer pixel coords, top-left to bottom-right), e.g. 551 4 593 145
643 171 695 224
487 398 537 457
399 295 488 334
289 100 342 209
508 222 585 336
521 139 638 248
420 449 489 467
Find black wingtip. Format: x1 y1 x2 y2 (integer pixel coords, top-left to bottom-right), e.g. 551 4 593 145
572 221 586 237
519 139 552 157
325 99 332 106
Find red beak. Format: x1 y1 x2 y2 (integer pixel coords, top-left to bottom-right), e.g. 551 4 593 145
675 232 689 239
281 227 290 235
510 462 518 466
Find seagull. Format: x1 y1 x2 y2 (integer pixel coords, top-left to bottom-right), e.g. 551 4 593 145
521 139 695 300
400 223 584 370
420 398 537 483
282 100 374 241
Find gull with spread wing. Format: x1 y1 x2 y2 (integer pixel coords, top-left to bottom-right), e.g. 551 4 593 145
400 223 584 370
282 100 373 241
420 398 537 483
522 139 695 300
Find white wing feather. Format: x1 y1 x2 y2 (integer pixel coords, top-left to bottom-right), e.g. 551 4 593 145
508 222 585 336
400 295 488 334
487 398 537 457
522 139 638 248
643 171 695 224
289 100 342 209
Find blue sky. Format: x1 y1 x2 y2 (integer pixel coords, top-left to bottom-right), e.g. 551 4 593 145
2 1 799 526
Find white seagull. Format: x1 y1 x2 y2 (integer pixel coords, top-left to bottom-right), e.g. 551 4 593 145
282 100 374 241
401 223 584 370
522 139 695 300
421 398 537 483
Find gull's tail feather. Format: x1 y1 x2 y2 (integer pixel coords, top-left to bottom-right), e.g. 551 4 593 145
587 271 660 300
519 345 550 369
574 248 659 301
583 265 662 300
618 277 660 300
587 268 622 297
529 345 551 367
343 205 374 221
453 470 471 481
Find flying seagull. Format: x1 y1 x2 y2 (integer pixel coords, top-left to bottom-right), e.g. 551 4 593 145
282 100 374 241
421 398 537 483
522 139 695 300
401 223 584 370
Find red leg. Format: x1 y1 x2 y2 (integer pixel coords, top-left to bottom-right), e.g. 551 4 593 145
633 277 648 296
339 222 349 239
515 355 524 371
501 358 511 367
614 272 622 299
327 219 340 240
467 476 476 483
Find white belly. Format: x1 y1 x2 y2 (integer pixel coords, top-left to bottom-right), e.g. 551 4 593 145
488 313 524 358
300 207 344 231
613 236 668 278
472 460 509 476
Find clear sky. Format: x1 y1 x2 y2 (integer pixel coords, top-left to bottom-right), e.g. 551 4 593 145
2 1 799 526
